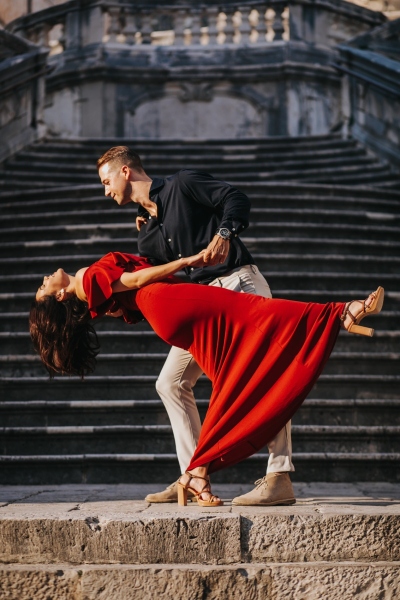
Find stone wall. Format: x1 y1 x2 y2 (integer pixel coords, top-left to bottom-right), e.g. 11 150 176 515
0 30 48 163
338 19 400 168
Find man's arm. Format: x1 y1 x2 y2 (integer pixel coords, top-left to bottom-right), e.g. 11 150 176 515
178 170 251 265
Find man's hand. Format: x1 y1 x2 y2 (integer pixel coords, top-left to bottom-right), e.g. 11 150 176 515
202 234 230 266
136 216 148 231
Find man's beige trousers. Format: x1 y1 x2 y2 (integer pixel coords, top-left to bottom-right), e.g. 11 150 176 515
156 264 295 474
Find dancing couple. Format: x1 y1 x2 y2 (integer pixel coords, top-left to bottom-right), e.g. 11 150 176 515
30 147 384 507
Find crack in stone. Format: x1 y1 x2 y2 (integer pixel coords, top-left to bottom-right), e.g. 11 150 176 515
0 488 57 508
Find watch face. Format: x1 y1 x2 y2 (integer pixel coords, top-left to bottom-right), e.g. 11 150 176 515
218 228 231 239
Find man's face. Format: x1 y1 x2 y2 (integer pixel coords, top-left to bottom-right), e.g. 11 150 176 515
99 162 131 206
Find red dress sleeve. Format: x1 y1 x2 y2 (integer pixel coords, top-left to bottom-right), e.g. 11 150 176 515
83 252 152 324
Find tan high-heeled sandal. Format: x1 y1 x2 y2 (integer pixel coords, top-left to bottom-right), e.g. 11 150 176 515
340 286 384 337
177 471 224 507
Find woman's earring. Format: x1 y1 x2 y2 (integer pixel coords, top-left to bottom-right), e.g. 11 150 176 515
56 288 65 301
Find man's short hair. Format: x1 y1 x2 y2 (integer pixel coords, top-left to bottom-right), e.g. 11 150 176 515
97 146 144 172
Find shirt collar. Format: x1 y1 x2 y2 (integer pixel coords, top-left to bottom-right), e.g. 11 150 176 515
149 177 165 198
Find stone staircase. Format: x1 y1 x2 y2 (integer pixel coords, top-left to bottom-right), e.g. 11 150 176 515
1 133 400 484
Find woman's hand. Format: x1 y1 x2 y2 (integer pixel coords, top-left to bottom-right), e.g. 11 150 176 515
184 251 207 268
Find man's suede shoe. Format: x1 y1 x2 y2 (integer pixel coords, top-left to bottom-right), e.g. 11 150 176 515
231 472 296 506
145 480 196 503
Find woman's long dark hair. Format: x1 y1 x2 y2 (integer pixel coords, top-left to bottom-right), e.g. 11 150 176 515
29 295 100 378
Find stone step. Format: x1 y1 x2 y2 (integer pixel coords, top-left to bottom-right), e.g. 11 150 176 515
1 298 398 338
2 252 400 277
2 324 399 356
0 451 399 484
1 373 399 402
1 350 399 378
0 189 400 214
1 221 400 246
1 181 399 203
2 270 398 295
29 132 350 151
1 484 400 566
0 561 399 600
0 398 398 428
2 190 400 216
1 236 400 262
5 154 379 177
0 424 399 455
11 144 370 167
3 205 400 229
1 162 394 187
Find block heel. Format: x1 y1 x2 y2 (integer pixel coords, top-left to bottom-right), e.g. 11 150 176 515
341 287 384 337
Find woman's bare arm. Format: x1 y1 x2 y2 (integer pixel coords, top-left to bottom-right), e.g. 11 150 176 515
111 253 206 293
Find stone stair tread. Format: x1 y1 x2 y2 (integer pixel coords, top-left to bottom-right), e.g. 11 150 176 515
3 194 400 214
0 452 399 461
1 424 399 434
14 145 368 163
1 180 400 200
5 155 378 174
1 397 399 408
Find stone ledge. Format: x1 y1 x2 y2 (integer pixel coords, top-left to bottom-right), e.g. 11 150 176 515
1 484 399 565
1 562 399 600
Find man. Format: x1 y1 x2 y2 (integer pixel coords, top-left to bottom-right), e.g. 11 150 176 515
97 145 296 506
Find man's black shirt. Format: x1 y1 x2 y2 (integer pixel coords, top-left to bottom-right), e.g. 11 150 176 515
137 170 255 284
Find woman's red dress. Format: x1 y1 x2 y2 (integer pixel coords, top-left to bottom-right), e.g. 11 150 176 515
84 252 345 475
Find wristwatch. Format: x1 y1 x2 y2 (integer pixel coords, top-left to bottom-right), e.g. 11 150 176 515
215 227 232 241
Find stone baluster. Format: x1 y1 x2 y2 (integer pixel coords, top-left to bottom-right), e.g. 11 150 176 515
272 3 285 41
174 9 187 46
256 8 267 43
123 12 137 45
238 6 252 44
140 10 153 44
190 9 202 45
107 7 121 43
224 9 236 44
206 7 219 45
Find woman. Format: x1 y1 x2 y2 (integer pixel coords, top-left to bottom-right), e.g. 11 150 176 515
30 251 384 507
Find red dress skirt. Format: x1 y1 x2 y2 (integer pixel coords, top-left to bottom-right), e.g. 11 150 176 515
84 252 344 474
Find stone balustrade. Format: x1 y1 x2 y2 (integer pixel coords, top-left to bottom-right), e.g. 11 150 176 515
7 0 385 54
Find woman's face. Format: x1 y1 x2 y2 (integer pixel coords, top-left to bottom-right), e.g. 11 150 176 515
36 268 70 301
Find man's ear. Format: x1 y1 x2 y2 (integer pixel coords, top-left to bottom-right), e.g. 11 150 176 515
121 165 130 179
56 288 66 302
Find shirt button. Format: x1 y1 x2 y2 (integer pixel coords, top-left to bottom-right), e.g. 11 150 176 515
160 223 163 227
232 228 235 231
190 268 194 271
168 238 171 242
178 254 182 257
149 216 152 220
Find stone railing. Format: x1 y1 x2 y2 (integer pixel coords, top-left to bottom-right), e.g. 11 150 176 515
0 30 48 164
7 0 385 54
337 18 400 168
